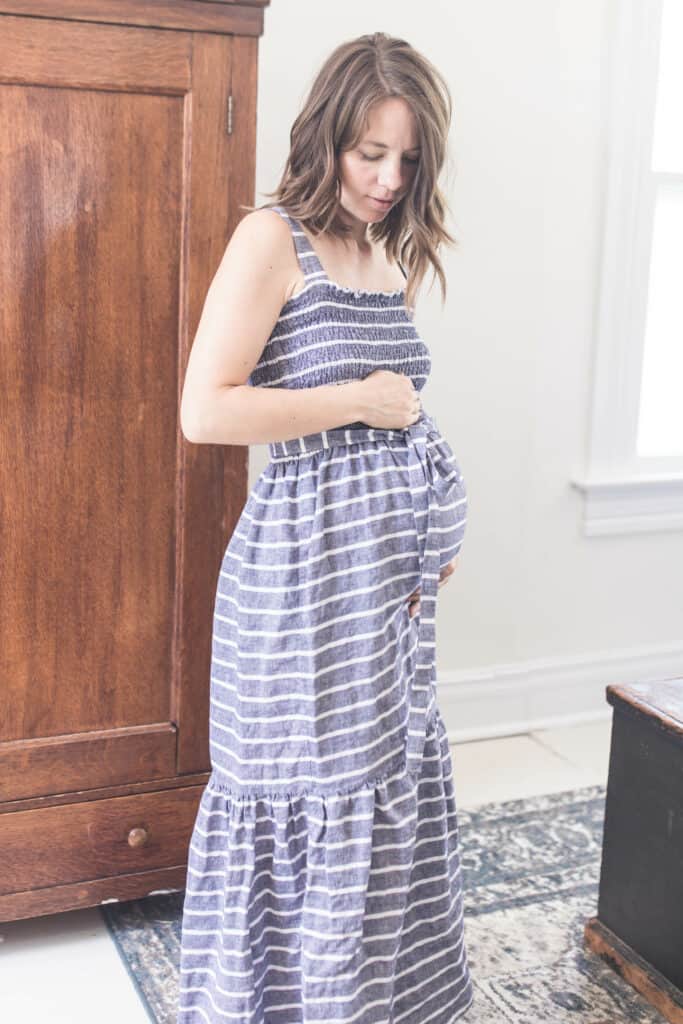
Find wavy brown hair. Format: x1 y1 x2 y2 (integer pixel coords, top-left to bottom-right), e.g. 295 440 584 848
242 32 457 312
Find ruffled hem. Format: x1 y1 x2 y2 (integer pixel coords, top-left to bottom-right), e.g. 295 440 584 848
204 702 446 806
206 754 417 806
177 706 474 1024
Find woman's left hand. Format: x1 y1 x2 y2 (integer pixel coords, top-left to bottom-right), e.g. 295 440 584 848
407 554 461 618
437 553 460 590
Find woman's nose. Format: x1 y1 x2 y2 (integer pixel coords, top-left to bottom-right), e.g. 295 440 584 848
377 163 403 191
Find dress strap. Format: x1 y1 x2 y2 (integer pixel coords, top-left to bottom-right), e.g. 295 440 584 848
270 204 326 285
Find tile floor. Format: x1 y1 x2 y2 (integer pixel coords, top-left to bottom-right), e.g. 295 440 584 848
0 718 613 1023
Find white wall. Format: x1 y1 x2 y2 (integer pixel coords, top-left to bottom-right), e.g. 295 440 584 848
249 0 683 741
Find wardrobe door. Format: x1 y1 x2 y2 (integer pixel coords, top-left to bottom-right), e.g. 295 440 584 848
0 13 252 805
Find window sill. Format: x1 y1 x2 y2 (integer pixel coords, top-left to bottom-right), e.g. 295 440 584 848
569 473 683 536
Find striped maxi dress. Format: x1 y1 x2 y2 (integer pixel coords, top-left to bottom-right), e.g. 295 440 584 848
176 204 474 1024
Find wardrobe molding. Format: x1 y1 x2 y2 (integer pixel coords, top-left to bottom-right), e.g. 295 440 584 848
0 0 270 35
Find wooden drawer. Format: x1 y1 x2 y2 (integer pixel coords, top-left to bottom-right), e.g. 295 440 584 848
0 784 202 898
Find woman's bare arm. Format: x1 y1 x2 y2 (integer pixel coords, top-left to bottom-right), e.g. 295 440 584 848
180 209 366 446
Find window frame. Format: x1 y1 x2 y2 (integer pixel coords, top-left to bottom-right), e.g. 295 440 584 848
570 0 683 536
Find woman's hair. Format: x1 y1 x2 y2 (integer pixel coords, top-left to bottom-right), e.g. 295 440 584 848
243 32 457 311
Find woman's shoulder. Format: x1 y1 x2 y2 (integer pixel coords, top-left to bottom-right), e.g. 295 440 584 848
232 205 292 245
226 207 299 283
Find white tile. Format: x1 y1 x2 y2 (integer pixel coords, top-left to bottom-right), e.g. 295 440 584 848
449 732 597 809
530 718 613 783
0 906 151 1023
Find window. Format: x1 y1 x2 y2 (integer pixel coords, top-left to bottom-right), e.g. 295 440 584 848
637 0 683 457
571 0 683 535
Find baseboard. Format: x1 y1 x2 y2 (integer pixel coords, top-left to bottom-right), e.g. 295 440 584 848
436 644 683 743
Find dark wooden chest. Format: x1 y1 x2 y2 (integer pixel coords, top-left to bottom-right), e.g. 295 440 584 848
585 679 683 1023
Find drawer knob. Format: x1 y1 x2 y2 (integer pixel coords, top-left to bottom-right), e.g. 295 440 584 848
127 826 149 848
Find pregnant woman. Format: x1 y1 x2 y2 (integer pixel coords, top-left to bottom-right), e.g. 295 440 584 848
176 31 473 1024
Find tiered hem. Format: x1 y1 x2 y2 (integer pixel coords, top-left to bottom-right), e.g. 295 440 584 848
176 707 474 1023
205 706 441 806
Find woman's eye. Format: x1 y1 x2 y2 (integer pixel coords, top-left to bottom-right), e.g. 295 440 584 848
360 153 419 164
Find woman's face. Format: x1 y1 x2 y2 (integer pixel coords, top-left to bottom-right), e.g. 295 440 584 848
338 97 420 225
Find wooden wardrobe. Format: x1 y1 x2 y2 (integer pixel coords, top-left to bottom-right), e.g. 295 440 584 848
0 0 269 922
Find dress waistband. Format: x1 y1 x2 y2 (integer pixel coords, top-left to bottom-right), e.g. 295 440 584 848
268 411 439 461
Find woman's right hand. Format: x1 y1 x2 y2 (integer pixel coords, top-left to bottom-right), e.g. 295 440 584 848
357 369 422 430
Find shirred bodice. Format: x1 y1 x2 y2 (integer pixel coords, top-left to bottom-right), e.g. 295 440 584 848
247 205 431 427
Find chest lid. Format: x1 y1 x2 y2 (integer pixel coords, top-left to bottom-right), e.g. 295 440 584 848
607 679 683 742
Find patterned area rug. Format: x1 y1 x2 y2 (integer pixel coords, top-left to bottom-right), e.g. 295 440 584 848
101 782 668 1023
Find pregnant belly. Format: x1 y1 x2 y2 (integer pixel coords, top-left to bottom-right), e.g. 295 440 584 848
430 432 468 571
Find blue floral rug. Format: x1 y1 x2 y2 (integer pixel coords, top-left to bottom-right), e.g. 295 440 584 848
101 782 668 1022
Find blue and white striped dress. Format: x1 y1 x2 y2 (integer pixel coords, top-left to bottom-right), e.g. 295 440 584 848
176 204 474 1023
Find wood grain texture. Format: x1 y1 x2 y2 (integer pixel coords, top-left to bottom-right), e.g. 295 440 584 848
0 0 264 921
607 679 683 738
0 724 177 802
1 76 183 754
0 0 268 36
0 862 188 923
0 15 192 91
0 784 202 897
173 29 255 777
585 918 683 1023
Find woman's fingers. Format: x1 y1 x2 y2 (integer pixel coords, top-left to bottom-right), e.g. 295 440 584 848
437 553 461 589
408 553 461 609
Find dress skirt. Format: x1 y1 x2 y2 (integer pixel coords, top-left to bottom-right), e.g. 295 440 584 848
176 412 474 1023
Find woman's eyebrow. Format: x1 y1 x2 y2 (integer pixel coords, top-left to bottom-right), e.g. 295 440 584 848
364 140 421 153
